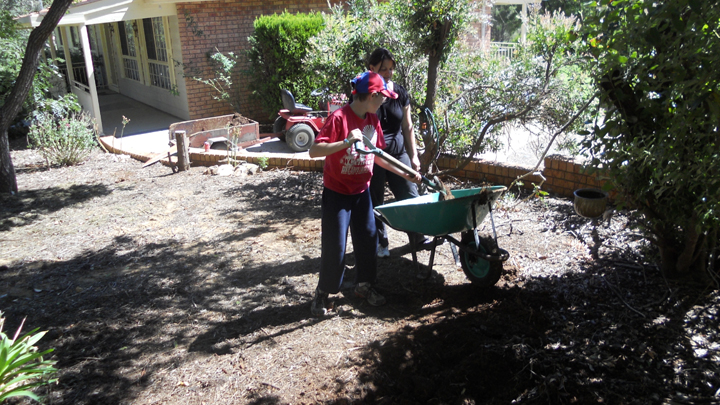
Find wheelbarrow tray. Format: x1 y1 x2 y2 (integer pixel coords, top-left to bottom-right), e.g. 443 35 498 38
375 186 506 237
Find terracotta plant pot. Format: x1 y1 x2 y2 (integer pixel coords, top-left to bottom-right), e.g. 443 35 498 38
573 188 608 218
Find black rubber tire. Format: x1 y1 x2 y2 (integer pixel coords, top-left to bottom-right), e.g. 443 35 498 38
274 116 287 142
286 123 315 152
459 232 503 288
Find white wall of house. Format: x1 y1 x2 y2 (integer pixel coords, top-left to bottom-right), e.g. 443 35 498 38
168 16 189 120
115 16 189 120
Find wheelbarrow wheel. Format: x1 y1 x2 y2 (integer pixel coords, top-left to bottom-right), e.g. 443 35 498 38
273 116 287 142
459 233 503 288
286 123 315 152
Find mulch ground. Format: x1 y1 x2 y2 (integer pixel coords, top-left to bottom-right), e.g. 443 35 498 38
1 137 719 404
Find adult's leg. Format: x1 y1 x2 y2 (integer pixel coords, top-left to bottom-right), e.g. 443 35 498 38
369 163 389 248
385 151 420 201
349 189 378 285
318 188 352 294
385 152 426 244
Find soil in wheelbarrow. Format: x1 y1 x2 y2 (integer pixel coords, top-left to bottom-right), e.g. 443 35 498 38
2 137 718 404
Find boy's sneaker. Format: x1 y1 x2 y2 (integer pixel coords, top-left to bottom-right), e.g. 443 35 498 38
377 245 390 258
311 288 329 316
354 282 386 306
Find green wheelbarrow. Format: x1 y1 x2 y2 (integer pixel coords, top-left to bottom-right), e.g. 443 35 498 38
374 185 510 288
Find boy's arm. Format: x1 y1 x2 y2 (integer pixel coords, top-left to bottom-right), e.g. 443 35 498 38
309 129 363 158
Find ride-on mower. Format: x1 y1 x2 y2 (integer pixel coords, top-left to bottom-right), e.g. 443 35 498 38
274 89 346 152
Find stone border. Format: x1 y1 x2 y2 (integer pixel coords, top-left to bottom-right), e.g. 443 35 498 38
99 136 607 200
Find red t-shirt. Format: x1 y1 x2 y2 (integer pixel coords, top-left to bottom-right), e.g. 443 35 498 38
315 104 386 195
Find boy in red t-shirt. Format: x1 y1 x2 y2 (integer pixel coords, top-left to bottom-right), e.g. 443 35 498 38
308 71 420 316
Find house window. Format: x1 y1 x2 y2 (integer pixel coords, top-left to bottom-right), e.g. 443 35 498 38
114 17 175 91
118 21 140 81
143 17 172 90
123 59 141 81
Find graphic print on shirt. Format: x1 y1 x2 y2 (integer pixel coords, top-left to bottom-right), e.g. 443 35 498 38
340 125 376 176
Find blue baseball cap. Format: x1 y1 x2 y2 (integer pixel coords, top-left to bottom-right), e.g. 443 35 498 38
351 71 398 99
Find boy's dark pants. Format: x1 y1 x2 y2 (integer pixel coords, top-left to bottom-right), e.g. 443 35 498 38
318 187 378 294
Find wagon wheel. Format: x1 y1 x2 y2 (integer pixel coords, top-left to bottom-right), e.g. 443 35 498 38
286 123 315 152
273 116 287 142
459 232 503 288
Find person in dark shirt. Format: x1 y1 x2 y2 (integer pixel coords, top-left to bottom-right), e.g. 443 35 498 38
367 48 433 257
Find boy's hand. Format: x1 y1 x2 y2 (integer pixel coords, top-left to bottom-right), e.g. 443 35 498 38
346 128 363 145
409 172 422 184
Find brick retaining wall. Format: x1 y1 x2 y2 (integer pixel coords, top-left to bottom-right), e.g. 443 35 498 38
100 136 607 200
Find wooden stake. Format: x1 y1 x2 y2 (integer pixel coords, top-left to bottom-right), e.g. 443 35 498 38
175 130 190 172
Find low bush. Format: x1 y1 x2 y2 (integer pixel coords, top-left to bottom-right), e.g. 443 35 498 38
28 111 96 167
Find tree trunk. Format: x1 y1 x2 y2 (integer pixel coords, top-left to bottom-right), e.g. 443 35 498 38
419 20 452 174
0 0 75 194
419 50 442 174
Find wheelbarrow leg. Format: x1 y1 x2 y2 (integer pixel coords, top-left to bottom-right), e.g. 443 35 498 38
410 239 419 273
449 243 461 268
427 237 439 270
416 236 441 279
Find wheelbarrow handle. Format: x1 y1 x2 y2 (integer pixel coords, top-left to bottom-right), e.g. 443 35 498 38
373 208 390 226
355 137 443 192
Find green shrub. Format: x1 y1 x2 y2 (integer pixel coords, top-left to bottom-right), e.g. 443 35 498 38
582 1 720 280
1 10 79 130
0 313 57 403
247 11 325 119
304 1 380 96
29 111 96 167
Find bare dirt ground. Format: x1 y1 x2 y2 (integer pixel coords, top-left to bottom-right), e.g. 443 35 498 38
1 138 719 405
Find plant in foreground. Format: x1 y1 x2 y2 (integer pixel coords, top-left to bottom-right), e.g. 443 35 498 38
29 111 96 167
0 312 57 403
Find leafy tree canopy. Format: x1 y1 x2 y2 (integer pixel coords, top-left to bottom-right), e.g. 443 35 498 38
582 0 720 281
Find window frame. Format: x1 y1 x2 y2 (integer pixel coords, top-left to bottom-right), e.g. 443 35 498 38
117 20 142 83
140 17 176 91
114 17 176 91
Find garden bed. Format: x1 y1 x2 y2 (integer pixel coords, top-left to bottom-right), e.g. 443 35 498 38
1 140 718 404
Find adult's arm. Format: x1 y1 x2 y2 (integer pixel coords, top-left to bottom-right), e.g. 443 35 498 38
401 104 421 171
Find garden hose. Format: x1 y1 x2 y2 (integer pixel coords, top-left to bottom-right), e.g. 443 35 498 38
423 107 441 164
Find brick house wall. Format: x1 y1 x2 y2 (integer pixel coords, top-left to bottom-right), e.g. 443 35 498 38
176 0 339 123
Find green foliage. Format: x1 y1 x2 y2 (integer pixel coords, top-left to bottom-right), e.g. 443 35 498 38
433 11 594 164
247 11 325 118
306 2 593 171
304 1 379 98
1 10 80 127
305 0 425 103
0 313 57 403
491 5 522 42
0 10 26 110
29 111 96 167
193 49 242 112
393 0 473 65
0 0 37 17
256 156 268 170
582 1 720 279
540 0 586 17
